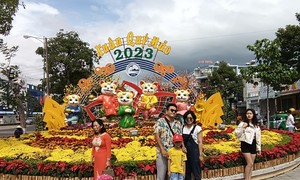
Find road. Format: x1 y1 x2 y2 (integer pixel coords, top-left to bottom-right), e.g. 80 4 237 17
0 124 36 137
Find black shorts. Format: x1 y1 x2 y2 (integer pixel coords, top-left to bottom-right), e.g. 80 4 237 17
241 140 256 154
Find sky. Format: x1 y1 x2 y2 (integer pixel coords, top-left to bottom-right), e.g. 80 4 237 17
1 0 300 85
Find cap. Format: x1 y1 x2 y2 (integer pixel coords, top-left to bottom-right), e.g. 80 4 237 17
289 108 295 112
173 134 183 142
16 125 22 129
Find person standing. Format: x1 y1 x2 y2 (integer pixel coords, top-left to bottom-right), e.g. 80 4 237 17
234 109 261 180
91 119 112 180
286 109 295 132
168 134 187 180
154 103 183 180
182 110 203 180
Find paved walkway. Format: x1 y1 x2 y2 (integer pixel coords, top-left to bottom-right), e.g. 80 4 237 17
266 164 300 180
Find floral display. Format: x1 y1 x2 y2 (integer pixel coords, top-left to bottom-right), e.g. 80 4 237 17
0 124 299 178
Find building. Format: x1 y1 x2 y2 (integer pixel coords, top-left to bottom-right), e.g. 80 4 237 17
193 61 300 120
0 76 43 113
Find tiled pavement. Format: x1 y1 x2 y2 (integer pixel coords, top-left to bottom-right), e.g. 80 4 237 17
265 164 300 180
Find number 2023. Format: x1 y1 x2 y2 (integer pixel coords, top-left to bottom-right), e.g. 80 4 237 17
114 47 153 60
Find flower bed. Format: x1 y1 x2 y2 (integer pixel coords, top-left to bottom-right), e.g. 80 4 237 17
0 124 300 179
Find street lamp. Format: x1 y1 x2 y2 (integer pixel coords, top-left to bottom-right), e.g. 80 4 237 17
23 35 50 95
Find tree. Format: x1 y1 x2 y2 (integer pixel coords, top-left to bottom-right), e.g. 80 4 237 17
0 0 24 36
26 93 42 112
241 38 298 128
207 61 243 99
276 13 300 80
207 61 244 123
0 44 20 110
0 0 27 128
0 64 27 128
35 31 100 102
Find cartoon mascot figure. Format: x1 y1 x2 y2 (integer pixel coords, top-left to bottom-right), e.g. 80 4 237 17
117 90 136 128
64 94 82 125
174 89 191 123
138 81 158 120
85 81 119 121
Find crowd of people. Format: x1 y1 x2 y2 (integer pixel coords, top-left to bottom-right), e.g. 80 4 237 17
88 103 300 180
13 103 295 180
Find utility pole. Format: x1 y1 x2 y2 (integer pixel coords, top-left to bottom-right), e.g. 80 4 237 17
23 35 50 95
44 37 50 95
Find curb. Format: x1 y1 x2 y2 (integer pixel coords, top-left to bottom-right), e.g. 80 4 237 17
252 157 300 180
203 157 300 180
0 123 20 126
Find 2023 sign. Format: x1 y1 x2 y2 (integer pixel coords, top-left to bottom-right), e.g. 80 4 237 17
114 47 154 61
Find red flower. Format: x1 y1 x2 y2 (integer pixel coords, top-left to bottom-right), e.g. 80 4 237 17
56 161 67 172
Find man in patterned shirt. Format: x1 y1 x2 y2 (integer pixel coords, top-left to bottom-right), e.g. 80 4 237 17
154 103 184 180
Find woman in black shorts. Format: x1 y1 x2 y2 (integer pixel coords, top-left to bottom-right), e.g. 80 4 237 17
234 109 261 180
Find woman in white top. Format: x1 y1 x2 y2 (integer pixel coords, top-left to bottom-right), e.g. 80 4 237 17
182 110 203 180
235 109 261 180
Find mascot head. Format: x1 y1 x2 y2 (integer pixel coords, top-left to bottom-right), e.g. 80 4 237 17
140 81 158 95
67 94 81 107
100 81 118 95
117 90 135 106
174 89 191 102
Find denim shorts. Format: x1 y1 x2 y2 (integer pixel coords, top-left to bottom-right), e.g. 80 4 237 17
170 172 184 180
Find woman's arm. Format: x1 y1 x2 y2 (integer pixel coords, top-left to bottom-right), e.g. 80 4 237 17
106 134 112 167
197 128 204 161
256 127 262 155
234 122 247 138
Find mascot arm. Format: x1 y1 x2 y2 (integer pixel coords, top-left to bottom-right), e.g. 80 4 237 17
151 96 158 104
130 106 135 114
73 106 81 113
118 106 126 115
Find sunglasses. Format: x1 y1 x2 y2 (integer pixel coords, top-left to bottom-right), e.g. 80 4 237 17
169 109 177 113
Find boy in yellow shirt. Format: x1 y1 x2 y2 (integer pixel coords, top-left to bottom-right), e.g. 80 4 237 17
168 134 187 180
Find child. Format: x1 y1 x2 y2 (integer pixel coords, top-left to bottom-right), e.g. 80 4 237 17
168 134 187 180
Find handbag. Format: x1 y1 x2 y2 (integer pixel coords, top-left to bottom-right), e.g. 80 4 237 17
102 168 115 177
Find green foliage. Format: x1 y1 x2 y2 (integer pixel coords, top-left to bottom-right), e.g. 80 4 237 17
225 109 237 124
35 31 100 102
276 13 300 80
207 61 243 99
0 0 22 36
35 114 46 131
206 61 243 122
242 38 298 91
243 13 300 90
26 93 42 112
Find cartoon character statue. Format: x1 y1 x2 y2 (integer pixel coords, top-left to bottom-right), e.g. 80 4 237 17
174 89 191 122
117 90 136 128
64 94 82 125
137 81 158 120
85 81 119 121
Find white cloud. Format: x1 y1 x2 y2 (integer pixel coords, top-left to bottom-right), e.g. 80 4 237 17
2 0 300 85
